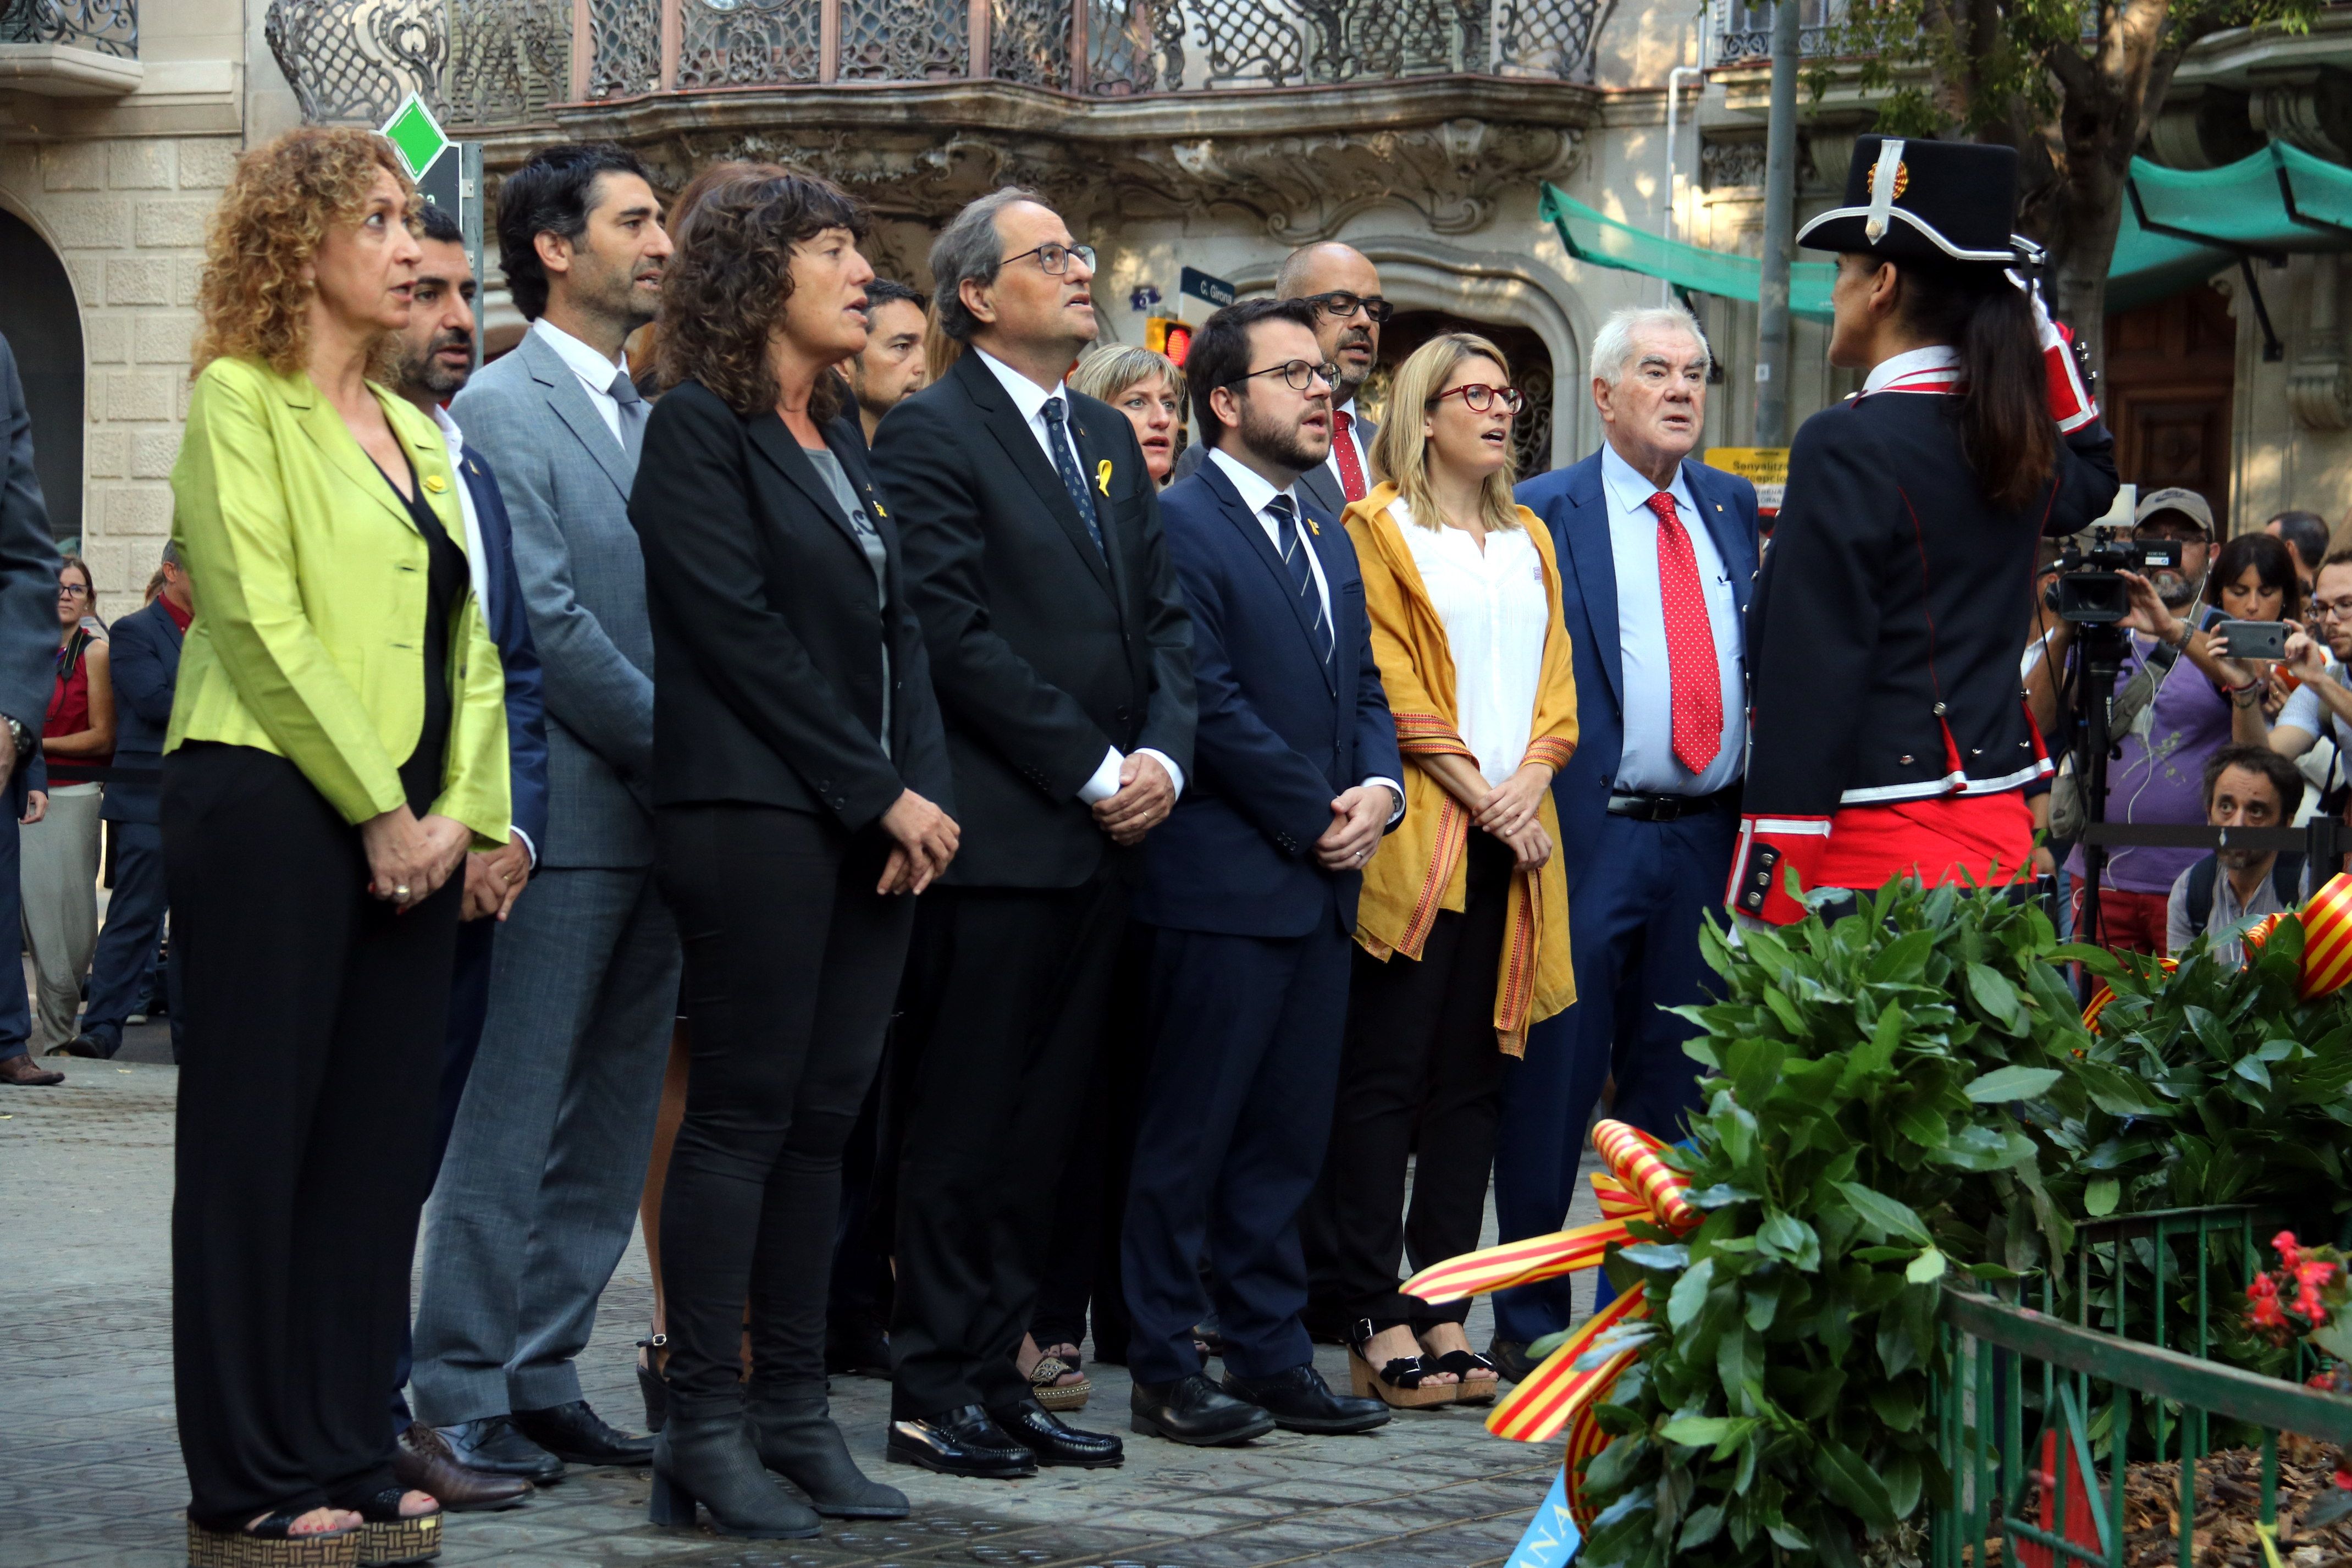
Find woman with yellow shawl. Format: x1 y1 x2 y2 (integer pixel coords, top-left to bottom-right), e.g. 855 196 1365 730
1323 333 1577 1410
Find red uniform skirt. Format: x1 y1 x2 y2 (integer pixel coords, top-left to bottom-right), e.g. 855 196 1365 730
1811 789 2035 893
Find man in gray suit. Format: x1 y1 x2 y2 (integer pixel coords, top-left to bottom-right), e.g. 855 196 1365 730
1169 242 1385 514
410 143 678 1478
0 333 66 1088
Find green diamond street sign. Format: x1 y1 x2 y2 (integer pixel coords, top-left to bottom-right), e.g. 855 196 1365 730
379 94 450 181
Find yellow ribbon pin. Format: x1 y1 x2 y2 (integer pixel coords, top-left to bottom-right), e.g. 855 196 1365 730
422 473 449 494
1096 459 1113 496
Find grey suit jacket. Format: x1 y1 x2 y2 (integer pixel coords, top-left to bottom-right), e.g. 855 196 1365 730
0 336 62 733
450 328 655 869
1169 411 1378 516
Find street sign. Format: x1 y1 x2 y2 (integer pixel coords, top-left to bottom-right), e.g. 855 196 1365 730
379 93 450 182
1705 445 1788 517
1179 266 1235 309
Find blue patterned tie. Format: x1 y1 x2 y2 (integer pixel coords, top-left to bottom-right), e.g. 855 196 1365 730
1268 493 1333 667
1041 396 1106 559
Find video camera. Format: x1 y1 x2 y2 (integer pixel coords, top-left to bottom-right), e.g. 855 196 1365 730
2045 526 2184 624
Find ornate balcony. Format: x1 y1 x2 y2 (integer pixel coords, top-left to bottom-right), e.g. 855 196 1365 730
1707 0 1838 65
0 0 137 58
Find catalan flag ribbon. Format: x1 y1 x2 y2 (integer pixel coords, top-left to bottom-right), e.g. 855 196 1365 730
1401 1120 1699 1483
2083 873 2352 1032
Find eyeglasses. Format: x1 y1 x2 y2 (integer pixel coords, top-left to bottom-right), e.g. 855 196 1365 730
1427 383 1524 416
1223 359 1340 394
56 583 87 599
2313 596 2352 621
1301 291 1394 324
1001 241 1096 276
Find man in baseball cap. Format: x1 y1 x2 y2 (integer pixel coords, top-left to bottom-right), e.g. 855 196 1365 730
2133 487 2214 612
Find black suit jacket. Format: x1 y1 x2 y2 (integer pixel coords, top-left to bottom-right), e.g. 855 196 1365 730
872 350 1195 888
630 378 951 830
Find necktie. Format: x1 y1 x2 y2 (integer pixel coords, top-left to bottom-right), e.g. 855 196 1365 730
1330 409 1369 505
1647 490 1722 776
1041 396 1107 558
1267 494 1333 667
609 368 647 467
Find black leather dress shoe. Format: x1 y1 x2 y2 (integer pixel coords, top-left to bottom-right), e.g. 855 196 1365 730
885 1405 1037 1478
511 1400 652 1467
1487 1336 1538 1384
986 1398 1124 1468
1223 1363 1390 1434
435 1416 565 1483
1129 1372 1277 1446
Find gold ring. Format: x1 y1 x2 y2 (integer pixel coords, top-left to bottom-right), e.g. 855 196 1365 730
394 884 412 901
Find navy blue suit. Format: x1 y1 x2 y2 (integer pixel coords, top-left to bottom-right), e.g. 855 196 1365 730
394 433 551 1432
1122 456 1400 1387
1498 450 1758 1344
83 597 183 1056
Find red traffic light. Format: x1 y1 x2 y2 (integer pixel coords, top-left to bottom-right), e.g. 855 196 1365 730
1145 317 1193 366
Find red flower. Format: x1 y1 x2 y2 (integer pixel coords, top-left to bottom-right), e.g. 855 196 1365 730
2277 1232 2305 1270
2254 1294 2291 1330
2253 1274 2281 1300
2336 1468 2352 1492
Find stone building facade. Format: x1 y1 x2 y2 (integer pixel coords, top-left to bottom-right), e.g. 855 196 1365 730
3 0 2347 617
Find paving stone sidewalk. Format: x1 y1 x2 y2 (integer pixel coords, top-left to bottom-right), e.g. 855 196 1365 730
1 1039 1595 1568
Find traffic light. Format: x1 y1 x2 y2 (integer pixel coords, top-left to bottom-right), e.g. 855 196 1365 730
1145 317 1193 366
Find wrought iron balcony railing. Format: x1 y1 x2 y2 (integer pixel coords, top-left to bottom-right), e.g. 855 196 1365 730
267 0 1606 132
0 0 137 58
1708 0 1838 65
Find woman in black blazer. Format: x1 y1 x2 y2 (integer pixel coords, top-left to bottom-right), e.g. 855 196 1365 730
629 168 958 1540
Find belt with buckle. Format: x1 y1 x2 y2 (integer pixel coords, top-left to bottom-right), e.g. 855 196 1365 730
1605 786 1740 823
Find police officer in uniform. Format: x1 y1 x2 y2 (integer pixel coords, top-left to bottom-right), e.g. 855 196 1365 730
1730 137 2118 923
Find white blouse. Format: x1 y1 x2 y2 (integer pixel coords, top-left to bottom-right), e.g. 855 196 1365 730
1390 497 1550 788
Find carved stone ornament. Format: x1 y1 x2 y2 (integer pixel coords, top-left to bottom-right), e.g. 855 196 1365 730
2290 255 2352 432
614 111 1580 242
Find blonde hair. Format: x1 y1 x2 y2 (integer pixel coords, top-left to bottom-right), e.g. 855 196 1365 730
1070 343 1185 408
1370 333 1522 535
192 128 417 377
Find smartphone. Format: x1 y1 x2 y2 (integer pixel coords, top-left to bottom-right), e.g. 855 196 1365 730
2216 619 2289 661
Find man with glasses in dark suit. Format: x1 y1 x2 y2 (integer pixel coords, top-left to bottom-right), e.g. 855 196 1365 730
871 187 1195 1479
1172 243 1387 516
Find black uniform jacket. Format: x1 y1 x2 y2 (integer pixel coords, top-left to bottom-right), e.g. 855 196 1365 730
630 378 953 832
870 349 1196 890
1733 386 2117 913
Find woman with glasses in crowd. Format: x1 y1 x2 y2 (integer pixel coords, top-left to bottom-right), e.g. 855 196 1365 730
26 555 108 1057
168 125 509 1567
1327 332 1577 1410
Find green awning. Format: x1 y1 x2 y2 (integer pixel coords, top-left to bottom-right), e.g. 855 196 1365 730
1540 183 1838 319
2109 141 2352 311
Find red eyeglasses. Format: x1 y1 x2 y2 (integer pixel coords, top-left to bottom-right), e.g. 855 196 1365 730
1426 383 1523 416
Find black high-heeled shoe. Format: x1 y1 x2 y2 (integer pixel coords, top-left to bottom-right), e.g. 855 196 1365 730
648 1414 821 1539
749 1387 909 1518
636 1334 667 1433
342 1487 442 1566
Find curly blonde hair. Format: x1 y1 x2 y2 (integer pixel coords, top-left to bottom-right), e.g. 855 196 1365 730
192 128 416 377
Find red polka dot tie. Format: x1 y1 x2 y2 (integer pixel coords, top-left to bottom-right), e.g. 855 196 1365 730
1330 410 1369 504
1646 490 1722 775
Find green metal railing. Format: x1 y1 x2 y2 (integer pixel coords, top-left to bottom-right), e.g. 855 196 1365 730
1931 1208 2352 1568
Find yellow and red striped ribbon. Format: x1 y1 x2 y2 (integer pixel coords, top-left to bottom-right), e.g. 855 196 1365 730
1487 1284 1650 1444
2082 872 2352 1033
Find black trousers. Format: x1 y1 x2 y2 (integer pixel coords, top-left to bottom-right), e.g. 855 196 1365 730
1120 919 1353 1385
1318 831 1512 1329
655 804 914 1418
167 744 461 1528
887 876 1127 1418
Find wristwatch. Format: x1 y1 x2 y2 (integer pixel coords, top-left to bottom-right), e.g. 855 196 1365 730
1 714 27 758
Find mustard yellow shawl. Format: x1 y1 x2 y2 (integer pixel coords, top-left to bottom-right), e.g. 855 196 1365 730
1345 481 1579 1055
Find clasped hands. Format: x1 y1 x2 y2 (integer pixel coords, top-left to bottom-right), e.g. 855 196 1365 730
361 805 474 912
1092 752 1175 847
1470 763 1554 870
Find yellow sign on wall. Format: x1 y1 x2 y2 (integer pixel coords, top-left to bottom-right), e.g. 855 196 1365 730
1705 446 1788 517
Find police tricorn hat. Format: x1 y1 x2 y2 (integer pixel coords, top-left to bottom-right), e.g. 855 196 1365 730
1796 135 2026 265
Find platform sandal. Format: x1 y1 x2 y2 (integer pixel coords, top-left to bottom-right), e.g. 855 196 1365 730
636 1334 668 1433
343 1487 441 1566
1343 1319 1457 1409
1418 1346 1501 1406
1029 1347 1092 1412
185 1508 361 1568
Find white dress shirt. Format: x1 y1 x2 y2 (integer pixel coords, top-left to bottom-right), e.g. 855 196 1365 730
533 318 629 446
1326 397 1371 498
1207 448 1404 818
1389 497 1550 789
429 401 535 867
1597 441 1746 796
971 347 1184 805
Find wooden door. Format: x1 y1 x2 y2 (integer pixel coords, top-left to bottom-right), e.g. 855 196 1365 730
2102 284 2238 524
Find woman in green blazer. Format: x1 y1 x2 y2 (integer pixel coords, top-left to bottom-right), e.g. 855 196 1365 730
166 126 509 1568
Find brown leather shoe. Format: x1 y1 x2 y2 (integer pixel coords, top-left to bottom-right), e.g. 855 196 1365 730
0 1054 61 1086
394 1421 532 1511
